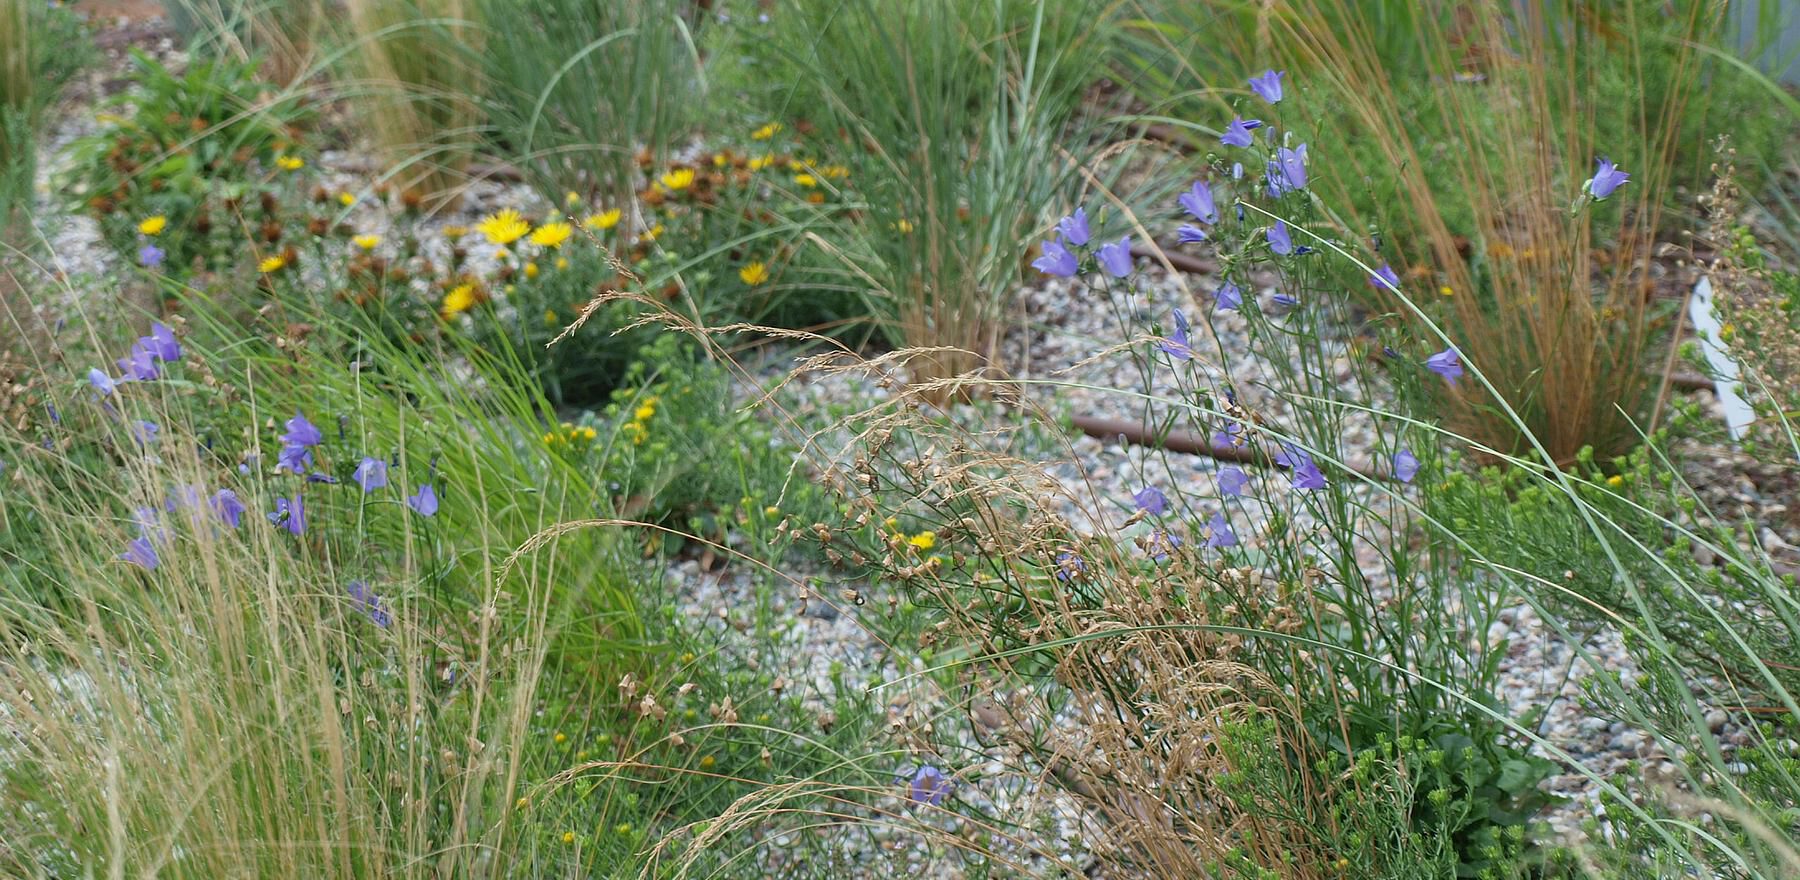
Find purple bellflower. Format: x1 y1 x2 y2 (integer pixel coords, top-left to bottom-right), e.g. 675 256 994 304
1370 263 1400 292
1205 512 1238 548
122 536 159 570
1248 69 1285 104
1179 180 1218 225
211 488 246 528
909 765 953 806
1056 208 1090 247
1217 466 1249 497
1426 347 1464 386
1267 221 1293 256
353 457 388 493
1132 485 1169 516
1096 236 1134 278
1215 281 1243 311
1157 309 1194 361
1032 236 1078 277
1587 158 1629 200
1393 449 1420 484
407 483 439 517
1220 117 1262 147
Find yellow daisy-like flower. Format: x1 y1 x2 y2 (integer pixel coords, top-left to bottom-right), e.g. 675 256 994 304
748 155 774 171
712 152 730 168
660 168 696 192
633 403 656 422
1438 285 1453 297
338 192 356 206
908 531 937 550
554 731 567 744
529 221 573 248
894 218 915 234
642 223 664 242
441 283 477 319
138 215 167 236
258 254 286 273
525 262 540 279
585 209 621 231
751 122 782 140
275 155 304 171
476 209 530 246
1606 474 1624 487
353 234 381 251
739 261 769 286
561 831 576 845
792 173 818 188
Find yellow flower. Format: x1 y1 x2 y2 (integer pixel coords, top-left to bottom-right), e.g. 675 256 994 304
883 516 898 530
660 168 696 191
748 155 774 171
565 191 582 206
353 234 381 251
441 283 477 318
276 155 304 171
545 309 558 326
476 209 530 246
763 505 779 517
525 262 540 279
258 254 286 273
338 192 356 206
642 224 664 242
739 261 769 286
530 221 573 248
443 225 468 238
554 731 567 744
138 215 167 236
792 173 818 188
584 209 622 231
515 797 528 810
699 755 716 769
908 531 937 550
561 831 576 845
894 218 914 234
752 122 782 140
1438 285 1453 297
1606 474 1624 487
820 164 849 180
712 152 730 168
555 256 569 270
633 404 656 422
493 248 510 262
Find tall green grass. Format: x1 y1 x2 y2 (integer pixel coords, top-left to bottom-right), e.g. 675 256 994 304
769 0 1110 394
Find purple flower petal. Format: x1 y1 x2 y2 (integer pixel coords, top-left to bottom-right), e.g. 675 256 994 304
1425 347 1464 386
353 456 388 493
1217 466 1249 497
1220 117 1262 148
1205 512 1238 548
1215 281 1243 311
1156 309 1193 361
121 536 159 570
87 368 117 396
1179 180 1218 225
1248 69 1285 104
1056 208 1090 247
1177 225 1208 244
407 483 439 517
1266 221 1293 256
1132 485 1169 516
1032 237 1078 277
211 488 246 528
1096 236 1134 278
1588 158 1629 200
1393 448 1420 484
281 412 323 448
1369 263 1400 291
908 765 952 806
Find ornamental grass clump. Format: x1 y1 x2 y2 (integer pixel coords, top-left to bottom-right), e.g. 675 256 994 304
774 0 1110 397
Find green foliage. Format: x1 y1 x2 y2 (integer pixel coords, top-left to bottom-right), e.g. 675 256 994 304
65 50 312 274
476 0 704 209
0 0 91 222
